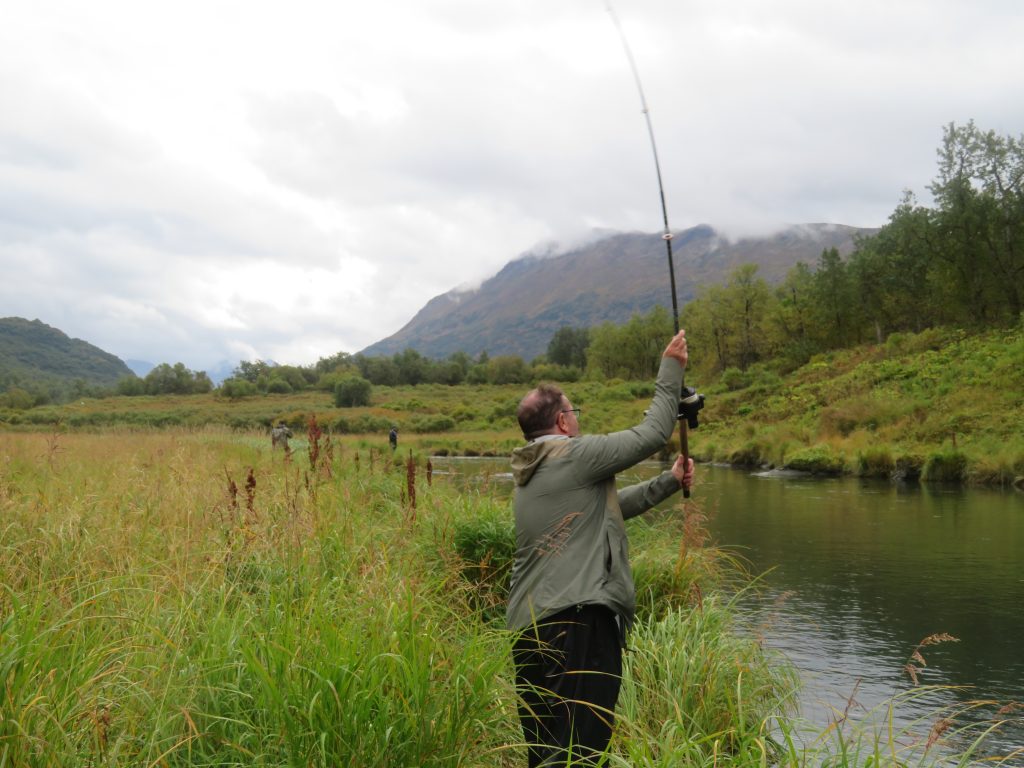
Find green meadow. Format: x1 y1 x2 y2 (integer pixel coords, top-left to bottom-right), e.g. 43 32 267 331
1 428 782 766
5 325 1023 485
2 436 1021 763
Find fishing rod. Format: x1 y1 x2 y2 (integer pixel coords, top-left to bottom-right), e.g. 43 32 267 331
605 2 704 497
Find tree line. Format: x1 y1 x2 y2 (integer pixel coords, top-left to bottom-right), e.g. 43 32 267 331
677 121 1023 381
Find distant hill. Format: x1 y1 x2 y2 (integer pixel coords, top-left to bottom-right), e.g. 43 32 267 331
361 224 876 360
0 317 134 392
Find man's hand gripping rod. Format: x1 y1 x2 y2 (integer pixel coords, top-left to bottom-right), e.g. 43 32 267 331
606 3 704 496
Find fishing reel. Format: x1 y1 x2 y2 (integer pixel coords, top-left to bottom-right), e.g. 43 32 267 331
678 386 705 429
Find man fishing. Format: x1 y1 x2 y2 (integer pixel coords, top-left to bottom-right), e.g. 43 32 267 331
270 421 293 451
508 328 695 766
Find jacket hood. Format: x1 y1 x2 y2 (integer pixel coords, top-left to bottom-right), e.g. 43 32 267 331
510 437 571 486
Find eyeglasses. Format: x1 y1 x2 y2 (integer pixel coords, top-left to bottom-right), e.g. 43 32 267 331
560 408 581 417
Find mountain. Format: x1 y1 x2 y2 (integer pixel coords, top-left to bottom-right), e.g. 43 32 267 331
0 317 134 391
361 223 876 361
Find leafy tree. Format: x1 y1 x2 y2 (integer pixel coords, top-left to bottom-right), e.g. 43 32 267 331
434 351 471 385
587 307 673 380
810 247 859 349
547 326 590 368
681 266 773 375
266 377 293 394
394 349 428 386
466 363 489 385
727 264 772 369
193 371 213 393
314 351 357 376
144 363 210 395
270 365 308 391
356 355 400 386
586 322 622 379
768 262 818 368
929 120 1024 323
233 360 274 384
681 284 738 374
334 375 372 407
219 378 258 399
531 363 582 383
116 376 146 396
428 360 467 385
1 387 33 410
485 355 529 385
849 194 939 339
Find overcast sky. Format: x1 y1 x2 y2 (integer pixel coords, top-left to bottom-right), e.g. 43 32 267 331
2 1 1022 372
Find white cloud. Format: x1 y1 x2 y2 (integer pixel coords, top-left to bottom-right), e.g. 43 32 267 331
1 0 1022 368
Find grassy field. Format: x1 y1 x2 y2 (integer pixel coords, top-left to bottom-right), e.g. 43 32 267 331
4 326 1023 487
2 426 1019 766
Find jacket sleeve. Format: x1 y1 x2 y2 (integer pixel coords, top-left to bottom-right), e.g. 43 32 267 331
618 471 682 520
571 356 684 484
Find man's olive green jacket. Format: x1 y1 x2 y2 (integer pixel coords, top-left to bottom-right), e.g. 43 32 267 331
506 356 685 634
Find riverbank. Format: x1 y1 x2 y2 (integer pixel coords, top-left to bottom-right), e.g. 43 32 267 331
2 326 1021 487
687 325 1024 488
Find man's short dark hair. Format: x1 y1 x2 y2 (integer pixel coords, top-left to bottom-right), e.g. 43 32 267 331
517 383 565 440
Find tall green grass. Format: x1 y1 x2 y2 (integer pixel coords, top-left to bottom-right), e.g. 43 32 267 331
0 430 1018 766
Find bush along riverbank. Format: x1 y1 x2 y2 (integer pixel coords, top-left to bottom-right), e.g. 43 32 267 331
2 429 1019 765
692 325 1024 488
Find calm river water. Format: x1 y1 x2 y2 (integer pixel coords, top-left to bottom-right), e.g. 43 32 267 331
432 457 1024 760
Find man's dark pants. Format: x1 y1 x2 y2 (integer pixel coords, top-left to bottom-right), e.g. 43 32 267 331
512 604 623 767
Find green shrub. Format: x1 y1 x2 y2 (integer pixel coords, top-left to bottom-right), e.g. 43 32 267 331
331 413 392 434
856 446 895 477
452 514 516 619
720 367 751 391
820 398 874 436
629 382 655 399
265 377 292 394
333 376 372 408
748 369 784 394
598 382 639 402
923 449 968 482
894 453 925 480
410 415 456 433
219 378 258 399
727 442 764 467
488 399 519 421
884 331 910 355
785 444 844 475
450 406 478 423
531 363 582 383
452 517 515 587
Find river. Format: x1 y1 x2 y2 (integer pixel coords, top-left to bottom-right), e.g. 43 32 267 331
431 457 1024 761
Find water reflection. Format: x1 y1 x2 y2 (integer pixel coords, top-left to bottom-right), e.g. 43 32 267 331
432 457 1024 759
